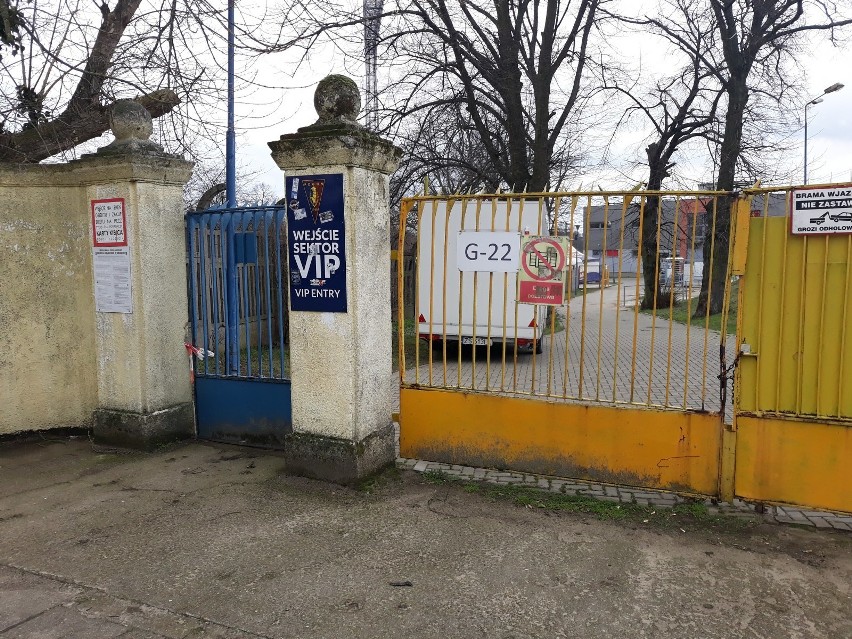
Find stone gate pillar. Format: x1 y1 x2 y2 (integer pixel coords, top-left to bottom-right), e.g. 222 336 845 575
269 75 401 482
79 101 195 449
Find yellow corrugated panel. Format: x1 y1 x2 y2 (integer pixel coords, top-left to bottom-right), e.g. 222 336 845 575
731 196 751 276
735 415 852 514
736 200 852 512
740 217 852 418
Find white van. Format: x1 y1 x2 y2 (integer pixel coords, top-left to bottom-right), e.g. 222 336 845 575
416 198 551 353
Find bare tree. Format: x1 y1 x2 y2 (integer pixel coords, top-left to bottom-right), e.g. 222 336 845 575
392 0 603 192
0 0 176 161
390 100 504 205
388 96 583 252
282 0 605 194
695 0 851 314
608 0 724 307
0 0 285 165
185 163 282 211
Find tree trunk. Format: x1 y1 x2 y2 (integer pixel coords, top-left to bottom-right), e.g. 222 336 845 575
494 0 529 192
640 158 667 309
694 78 748 317
640 195 661 309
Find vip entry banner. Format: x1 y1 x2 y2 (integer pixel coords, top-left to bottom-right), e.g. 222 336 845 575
286 173 348 313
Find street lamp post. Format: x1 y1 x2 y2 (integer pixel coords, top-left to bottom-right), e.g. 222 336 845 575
804 82 844 185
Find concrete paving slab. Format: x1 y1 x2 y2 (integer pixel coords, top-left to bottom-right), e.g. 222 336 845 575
2 605 127 639
401 457 851 530
0 567 80 633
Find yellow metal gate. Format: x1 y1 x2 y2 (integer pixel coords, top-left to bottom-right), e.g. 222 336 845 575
734 186 852 513
397 190 739 497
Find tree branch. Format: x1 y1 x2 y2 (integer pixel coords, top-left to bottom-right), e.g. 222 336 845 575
0 89 179 162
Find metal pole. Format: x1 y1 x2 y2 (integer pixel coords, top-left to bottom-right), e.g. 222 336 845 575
804 102 809 185
226 0 239 374
226 0 236 207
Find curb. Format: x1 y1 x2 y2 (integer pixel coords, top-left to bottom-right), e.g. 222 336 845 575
397 457 852 532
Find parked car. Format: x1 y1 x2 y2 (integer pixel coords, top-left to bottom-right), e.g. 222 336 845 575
829 211 852 223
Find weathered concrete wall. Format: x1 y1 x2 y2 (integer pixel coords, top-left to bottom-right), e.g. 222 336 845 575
0 167 97 434
83 165 192 416
0 154 193 441
86 154 195 449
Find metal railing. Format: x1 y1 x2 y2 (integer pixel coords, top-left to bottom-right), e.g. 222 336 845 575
397 190 737 415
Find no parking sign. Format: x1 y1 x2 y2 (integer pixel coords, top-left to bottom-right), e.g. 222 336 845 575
518 236 570 305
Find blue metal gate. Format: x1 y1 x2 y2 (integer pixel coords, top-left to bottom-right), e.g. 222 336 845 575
185 205 292 446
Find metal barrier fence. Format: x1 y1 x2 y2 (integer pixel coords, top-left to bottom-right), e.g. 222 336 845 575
733 184 852 513
186 205 289 380
737 186 852 420
398 191 737 416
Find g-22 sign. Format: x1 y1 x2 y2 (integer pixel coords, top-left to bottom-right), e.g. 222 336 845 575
456 231 520 272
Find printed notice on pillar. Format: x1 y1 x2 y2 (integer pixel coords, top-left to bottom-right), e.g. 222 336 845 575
286 173 347 313
91 198 127 246
93 247 133 313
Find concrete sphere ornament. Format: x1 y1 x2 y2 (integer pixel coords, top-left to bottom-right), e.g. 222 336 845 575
314 75 362 125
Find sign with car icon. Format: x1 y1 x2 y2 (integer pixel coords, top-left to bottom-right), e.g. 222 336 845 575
792 185 852 235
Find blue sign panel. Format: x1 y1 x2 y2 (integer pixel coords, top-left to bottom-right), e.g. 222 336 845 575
286 173 347 313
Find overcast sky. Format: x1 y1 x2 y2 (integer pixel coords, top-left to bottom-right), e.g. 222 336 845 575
231 4 852 198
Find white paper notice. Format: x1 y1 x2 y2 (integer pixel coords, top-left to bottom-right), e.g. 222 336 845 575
93 247 133 313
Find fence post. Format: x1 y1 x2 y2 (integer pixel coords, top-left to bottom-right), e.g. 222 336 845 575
720 192 754 502
269 75 402 482
78 100 195 449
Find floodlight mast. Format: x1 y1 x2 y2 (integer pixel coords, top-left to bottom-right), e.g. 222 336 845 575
364 0 384 131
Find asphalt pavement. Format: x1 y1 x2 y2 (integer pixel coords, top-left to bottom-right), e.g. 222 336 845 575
1 439 850 638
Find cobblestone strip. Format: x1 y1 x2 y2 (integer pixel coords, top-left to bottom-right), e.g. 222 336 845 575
397 457 851 531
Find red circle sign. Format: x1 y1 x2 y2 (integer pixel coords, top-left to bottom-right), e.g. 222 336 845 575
521 238 566 281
